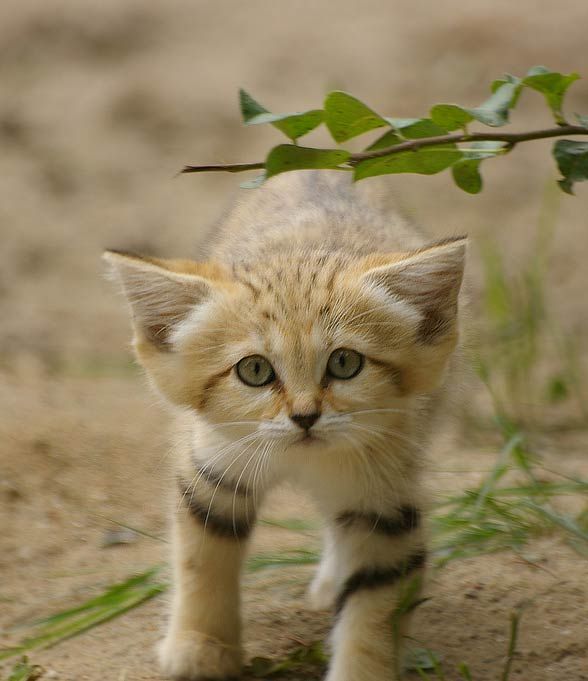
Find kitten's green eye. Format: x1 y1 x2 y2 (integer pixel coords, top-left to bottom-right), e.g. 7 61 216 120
236 355 276 387
327 348 364 380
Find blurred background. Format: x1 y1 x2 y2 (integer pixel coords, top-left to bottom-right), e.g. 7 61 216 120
1 1 587 680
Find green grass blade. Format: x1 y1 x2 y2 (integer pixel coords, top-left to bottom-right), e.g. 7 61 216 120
95 515 167 543
458 662 474 681
27 566 164 628
259 517 320 531
501 610 522 681
523 501 588 543
472 434 523 516
0 568 167 660
6 657 44 681
247 549 319 572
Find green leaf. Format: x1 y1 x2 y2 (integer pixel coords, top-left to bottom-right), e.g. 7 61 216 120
392 118 448 138
368 118 448 151
366 129 402 150
404 648 440 672
490 73 522 97
523 66 580 125
324 91 388 142
575 113 588 128
239 88 269 121
430 104 474 131
384 117 422 131
265 145 350 179
547 375 569 402
553 139 588 194
269 111 324 141
354 145 462 181
239 89 323 141
452 160 482 194
467 79 522 127
452 141 508 193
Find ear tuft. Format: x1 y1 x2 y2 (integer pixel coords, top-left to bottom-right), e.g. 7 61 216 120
103 250 214 349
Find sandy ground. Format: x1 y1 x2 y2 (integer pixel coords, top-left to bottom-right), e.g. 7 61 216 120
1 1 588 679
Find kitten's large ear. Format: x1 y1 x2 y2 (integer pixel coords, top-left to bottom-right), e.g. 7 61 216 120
103 250 216 349
361 237 466 343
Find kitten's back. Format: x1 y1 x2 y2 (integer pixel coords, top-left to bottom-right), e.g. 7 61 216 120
209 171 425 263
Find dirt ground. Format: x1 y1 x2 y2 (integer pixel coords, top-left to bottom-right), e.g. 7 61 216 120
1 1 588 679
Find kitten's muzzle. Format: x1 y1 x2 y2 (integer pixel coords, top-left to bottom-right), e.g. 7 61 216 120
290 412 320 431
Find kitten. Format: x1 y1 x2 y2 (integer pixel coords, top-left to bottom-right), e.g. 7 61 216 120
104 170 466 681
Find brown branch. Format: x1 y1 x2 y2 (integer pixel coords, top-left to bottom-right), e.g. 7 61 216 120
182 161 265 174
181 125 588 175
349 125 588 163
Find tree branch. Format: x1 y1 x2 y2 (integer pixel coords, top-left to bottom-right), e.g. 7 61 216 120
349 125 588 163
182 161 265 174
181 125 588 174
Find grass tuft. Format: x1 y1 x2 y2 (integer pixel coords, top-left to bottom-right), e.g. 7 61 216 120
246 640 327 678
475 182 587 428
408 608 523 681
0 568 166 661
432 431 588 565
5 657 44 681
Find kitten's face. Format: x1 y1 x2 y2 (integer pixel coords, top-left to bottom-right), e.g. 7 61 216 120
105 241 465 455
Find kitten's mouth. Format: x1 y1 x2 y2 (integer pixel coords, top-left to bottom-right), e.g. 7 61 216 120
297 432 321 446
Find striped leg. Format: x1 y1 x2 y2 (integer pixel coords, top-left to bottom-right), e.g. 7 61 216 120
158 467 258 681
323 506 426 681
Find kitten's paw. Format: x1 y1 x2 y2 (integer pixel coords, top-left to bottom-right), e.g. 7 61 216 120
157 630 242 680
307 573 338 611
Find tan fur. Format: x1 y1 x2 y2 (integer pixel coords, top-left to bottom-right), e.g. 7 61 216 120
104 170 466 681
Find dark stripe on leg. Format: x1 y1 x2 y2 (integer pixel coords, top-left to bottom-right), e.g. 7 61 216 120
191 454 250 497
336 506 420 536
335 549 427 615
177 478 252 539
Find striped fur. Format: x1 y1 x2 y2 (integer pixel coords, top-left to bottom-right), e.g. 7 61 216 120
336 506 420 536
190 456 250 497
335 549 427 614
177 478 252 539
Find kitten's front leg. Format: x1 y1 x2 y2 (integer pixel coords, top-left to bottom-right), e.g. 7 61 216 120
308 528 341 610
158 472 257 681
324 507 426 681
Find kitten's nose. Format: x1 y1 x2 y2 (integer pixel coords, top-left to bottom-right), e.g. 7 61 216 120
290 412 320 431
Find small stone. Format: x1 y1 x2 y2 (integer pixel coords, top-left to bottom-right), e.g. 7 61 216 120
101 527 138 548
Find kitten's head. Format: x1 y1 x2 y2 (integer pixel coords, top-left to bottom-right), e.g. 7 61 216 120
104 238 465 454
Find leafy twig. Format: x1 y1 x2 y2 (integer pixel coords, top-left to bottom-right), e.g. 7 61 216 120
181 67 588 193
182 125 588 174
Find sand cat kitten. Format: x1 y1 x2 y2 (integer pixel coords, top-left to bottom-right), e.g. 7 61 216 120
104 171 466 681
